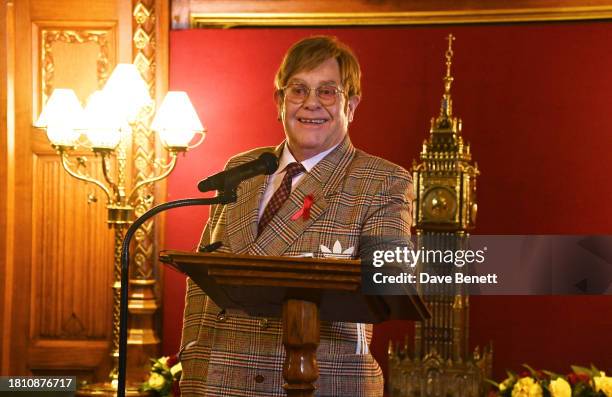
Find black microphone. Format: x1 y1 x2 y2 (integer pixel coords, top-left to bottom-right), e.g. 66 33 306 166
198 152 278 192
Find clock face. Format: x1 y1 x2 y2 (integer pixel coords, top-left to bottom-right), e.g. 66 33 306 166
422 187 457 221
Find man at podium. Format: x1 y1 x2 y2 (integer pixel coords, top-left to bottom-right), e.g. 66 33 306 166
179 35 414 396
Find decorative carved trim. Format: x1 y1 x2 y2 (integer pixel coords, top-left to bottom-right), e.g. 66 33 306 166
189 6 612 28
128 0 161 381
40 28 111 105
131 0 157 280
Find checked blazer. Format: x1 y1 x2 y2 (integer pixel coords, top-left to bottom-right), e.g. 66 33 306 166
179 136 414 397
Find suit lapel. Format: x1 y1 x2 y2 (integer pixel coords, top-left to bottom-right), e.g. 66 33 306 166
251 136 356 256
226 144 283 254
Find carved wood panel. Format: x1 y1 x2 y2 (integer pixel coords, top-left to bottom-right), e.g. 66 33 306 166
1 0 169 380
28 154 113 379
35 23 115 116
0 0 132 380
27 22 118 377
31 155 114 341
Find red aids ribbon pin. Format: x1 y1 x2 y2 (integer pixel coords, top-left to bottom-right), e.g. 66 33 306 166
291 194 314 221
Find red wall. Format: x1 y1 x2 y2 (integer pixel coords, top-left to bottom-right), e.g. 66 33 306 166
163 25 612 382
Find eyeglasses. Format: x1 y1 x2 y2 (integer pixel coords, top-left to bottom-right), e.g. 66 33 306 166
281 83 345 106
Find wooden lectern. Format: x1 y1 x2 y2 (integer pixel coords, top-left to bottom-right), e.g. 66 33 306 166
160 251 429 397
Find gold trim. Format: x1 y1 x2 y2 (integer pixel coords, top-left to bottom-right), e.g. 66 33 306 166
191 7 612 28
129 279 156 286
40 28 112 106
127 0 161 385
131 0 157 282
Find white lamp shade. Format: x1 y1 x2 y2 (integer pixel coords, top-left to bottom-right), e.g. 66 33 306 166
151 91 204 148
35 88 83 146
83 91 123 149
102 64 151 122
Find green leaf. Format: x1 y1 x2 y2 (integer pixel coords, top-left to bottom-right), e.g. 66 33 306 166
571 365 596 377
543 370 563 379
523 364 538 376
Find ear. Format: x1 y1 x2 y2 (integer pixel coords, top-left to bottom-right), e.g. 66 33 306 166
346 95 361 122
274 90 284 121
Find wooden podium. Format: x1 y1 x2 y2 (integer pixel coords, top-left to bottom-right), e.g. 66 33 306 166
160 250 429 397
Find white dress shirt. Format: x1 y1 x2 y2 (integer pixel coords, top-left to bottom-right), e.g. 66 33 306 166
257 143 339 221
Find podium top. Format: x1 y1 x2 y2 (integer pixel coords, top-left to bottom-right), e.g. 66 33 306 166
160 250 430 323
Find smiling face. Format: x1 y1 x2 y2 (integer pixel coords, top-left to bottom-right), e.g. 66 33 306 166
280 57 360 162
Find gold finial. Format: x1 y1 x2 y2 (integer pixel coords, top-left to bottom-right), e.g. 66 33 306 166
434 34 456 130
444 34 455 94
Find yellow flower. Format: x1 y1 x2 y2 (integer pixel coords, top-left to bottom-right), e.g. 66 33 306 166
549 378 571 397
594 372 612 397
148 372 166 390
512 377 543 397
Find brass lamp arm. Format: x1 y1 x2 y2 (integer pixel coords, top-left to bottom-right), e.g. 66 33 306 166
126 151 178 204
60 151 112 202
150 153 180 170
100 151 120 200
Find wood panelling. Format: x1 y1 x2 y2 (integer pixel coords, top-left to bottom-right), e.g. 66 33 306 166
6 0 35 377
0 0 17 377
0 0 169 381
29 340 109 368
36 23 116 109
30 0 118 21
31 154 114 340
29 153 114 376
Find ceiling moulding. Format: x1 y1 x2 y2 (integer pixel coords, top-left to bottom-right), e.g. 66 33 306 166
187 7 612 28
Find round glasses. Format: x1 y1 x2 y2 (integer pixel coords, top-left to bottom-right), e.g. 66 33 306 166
281 83 345 106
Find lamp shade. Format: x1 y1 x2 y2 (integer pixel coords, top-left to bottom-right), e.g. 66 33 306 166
35 88 83 146
150 91 204 149
102 64 151 122
83 91 123 149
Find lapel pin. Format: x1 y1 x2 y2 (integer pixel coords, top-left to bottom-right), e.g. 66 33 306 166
291 194 314 221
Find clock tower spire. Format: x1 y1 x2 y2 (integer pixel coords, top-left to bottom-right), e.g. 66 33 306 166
389 35 491 397
414 33 478 232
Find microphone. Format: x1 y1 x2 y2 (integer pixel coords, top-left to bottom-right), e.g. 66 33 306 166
198 152 278 192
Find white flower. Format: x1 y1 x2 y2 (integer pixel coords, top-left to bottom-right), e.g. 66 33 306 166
147 372 166 390
320 240 354 258
170 362 182 377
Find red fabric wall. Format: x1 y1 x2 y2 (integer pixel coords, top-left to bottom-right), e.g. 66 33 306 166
163 25 612 382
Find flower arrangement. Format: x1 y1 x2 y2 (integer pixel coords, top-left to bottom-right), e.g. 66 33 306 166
489 365 611 397
140 355 182 397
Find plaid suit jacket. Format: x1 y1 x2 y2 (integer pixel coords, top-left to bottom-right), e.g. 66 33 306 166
180 136 413 397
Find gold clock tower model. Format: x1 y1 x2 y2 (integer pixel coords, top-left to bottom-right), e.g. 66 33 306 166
388 35 492 397
415 34 477 233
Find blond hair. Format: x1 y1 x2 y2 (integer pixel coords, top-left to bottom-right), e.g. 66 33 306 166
274 36 361 110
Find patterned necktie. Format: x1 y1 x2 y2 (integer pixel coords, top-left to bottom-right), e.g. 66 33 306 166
258 162 306 235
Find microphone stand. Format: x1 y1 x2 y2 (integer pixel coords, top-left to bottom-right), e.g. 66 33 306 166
117 191 237 397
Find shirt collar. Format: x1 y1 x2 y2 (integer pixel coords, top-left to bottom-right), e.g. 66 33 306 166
277 142 340 174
